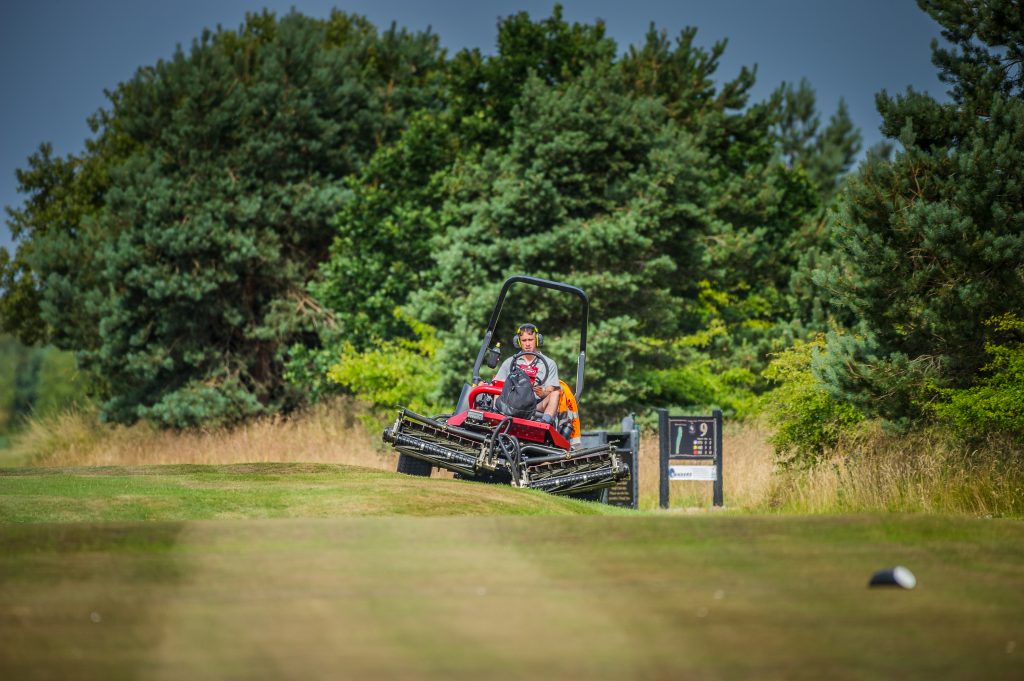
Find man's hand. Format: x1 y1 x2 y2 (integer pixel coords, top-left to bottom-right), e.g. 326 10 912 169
533 385 544 397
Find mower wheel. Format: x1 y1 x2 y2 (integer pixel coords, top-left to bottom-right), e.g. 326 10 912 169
396 453 433 477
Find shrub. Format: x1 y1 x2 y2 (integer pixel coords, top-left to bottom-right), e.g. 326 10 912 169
760 336 863 466
932 314 1024 441
326 313 445 426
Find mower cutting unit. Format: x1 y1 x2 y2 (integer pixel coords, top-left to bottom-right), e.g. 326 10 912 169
382 276 632 499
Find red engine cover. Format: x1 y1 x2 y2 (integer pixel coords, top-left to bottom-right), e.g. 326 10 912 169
450 383 570 450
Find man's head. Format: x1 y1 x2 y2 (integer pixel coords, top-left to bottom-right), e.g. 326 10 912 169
515 323 543 352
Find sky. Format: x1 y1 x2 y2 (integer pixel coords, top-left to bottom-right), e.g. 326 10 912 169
0 0 949 253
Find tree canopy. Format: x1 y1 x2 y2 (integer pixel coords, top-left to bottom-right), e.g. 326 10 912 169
0 5 901 431
4 11 444 426
813 0 1024 426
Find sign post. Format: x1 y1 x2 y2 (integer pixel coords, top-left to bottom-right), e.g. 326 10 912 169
658 408 723 509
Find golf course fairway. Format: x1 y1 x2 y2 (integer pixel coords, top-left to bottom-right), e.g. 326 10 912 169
1 464 1021 680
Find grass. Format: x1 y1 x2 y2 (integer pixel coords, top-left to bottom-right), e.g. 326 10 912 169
2 421 1022 679
5 405 1023 516
1 510 1022 680
2 404 778 511
0 463 623 522
2 399 389 469
2 384 1020 678
761 425 1024 518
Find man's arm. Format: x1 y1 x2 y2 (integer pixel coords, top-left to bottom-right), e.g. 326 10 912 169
537 355 560 394
493 357 512 382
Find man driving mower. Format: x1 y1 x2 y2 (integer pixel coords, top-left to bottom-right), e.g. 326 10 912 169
491 323 561 425
383 275 627 496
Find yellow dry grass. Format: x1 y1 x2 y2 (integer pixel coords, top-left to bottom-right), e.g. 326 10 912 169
7 403 1020 517
762 424 1024 517
635 419 776 510
8 399 394 471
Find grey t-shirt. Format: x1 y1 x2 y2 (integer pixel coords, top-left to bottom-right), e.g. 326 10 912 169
493 352 559 390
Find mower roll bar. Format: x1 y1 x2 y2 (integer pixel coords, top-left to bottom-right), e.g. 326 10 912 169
471 275 589 398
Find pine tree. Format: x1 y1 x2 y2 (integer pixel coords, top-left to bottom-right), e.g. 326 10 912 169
404 27 819 420
445 3 616 149
2 11 444 427
814 0 1024 423
772 79 861 202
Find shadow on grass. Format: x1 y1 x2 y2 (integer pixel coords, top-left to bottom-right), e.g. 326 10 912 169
0 522 189 679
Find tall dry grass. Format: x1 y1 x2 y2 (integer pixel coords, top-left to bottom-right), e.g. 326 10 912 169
7 403 1021 517
7 399 393 471
635 418 1023 517
762 424 1024 517
635 419 777 511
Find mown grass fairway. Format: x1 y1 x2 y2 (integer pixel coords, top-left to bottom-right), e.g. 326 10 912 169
0 463 617 522
2 465 1022 680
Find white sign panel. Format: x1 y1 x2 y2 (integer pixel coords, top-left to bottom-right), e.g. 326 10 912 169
668 465 717 481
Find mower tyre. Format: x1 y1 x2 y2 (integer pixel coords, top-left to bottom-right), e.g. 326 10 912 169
396 453 433 477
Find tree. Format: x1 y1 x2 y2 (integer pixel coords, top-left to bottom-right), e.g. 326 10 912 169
285 112 458 401
311 113 457 345
770 80 863 337
772 79 862 203
2 11 444 427
404 24 819 421
5 7 860 428
446 3 616 149
0 335 85 433
2 140 115 350
814 0 1024 423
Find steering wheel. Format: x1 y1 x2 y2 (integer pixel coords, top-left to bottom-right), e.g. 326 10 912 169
508 350 554 389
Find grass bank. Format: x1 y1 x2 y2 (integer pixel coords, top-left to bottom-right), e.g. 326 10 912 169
4 405 1022 517
0 463 622 522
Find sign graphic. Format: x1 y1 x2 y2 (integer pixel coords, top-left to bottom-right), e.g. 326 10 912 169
658 409 723 508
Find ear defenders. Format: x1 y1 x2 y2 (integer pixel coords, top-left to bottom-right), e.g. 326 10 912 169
512 323 544 348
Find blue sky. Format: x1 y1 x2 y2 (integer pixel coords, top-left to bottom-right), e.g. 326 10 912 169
0 0 948 253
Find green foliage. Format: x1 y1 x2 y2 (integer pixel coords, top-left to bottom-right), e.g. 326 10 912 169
446 3 616 148
4 11 444 428
32 347 87 417
638 281 782 418
644 359 758 418
772 79 862 202
2 142 114 349
814 1 1024 424
0 335 88 435
311 113 457 345
326 313 444 424
620 25 756 129
919 0 1024 104
284 112 457 403
761 337 864 466
4 5 871 433
932 314 1024 440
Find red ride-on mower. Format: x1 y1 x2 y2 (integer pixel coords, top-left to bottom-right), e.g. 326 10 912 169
383 276 632 499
